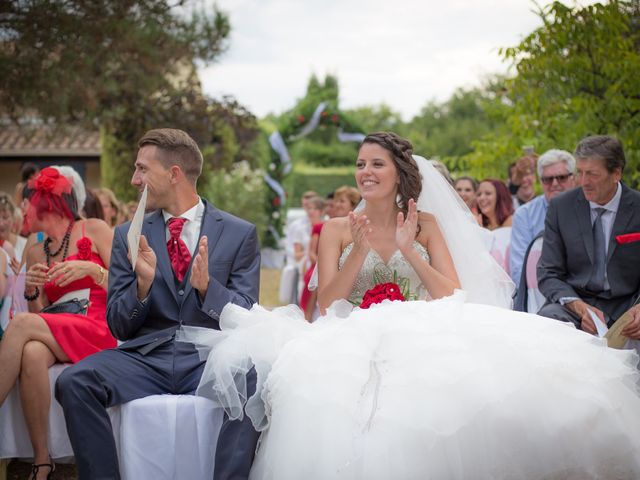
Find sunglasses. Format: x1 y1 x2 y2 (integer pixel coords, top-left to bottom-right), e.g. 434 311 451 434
540 173 573 185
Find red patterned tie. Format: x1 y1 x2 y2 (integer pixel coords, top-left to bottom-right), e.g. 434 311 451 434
167 217 191 282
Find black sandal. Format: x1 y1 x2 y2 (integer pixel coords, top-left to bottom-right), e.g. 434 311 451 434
30 460 55 480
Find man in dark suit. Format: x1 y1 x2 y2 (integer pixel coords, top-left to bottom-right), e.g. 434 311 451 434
55 129 261 479
538 135 640 338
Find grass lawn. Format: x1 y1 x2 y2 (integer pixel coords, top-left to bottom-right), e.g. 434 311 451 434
259 268 284 309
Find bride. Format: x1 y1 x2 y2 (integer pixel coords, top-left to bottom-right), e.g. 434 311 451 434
180 132 640 479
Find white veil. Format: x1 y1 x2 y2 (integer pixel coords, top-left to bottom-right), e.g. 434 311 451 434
412 155 514 308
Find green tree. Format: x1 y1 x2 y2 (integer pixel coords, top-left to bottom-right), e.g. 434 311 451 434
346 104 403 135
404 82 506 173
467 1 640 185
0 1 259 201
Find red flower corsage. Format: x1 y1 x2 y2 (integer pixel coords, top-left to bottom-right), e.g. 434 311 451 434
616 233 640 245
76 237 93 260
360 282 405 309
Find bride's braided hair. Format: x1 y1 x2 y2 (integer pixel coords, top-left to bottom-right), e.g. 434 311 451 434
360 132 422 217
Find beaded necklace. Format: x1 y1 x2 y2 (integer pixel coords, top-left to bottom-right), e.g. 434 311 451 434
44 221 74 266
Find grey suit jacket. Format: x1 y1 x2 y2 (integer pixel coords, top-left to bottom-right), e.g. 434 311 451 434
537 184 640 321
106 200 260 351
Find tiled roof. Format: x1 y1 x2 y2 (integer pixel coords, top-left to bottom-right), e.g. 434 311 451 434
0 123 100 156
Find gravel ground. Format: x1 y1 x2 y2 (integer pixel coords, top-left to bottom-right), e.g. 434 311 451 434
6 460 77 479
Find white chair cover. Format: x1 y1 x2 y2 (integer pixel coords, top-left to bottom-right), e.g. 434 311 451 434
278 263 299 304
111 395 224 480
525 236 546 314
0 364 73 460
488 227 512 276
0 366 224 480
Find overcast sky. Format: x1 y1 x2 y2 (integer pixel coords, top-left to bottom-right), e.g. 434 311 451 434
198 1 582 120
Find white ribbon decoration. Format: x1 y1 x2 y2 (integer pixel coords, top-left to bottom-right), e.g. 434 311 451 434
337 129 366 143
264 173 287 207
269 131 292 175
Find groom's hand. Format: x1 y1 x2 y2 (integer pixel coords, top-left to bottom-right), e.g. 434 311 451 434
190 235 209 300
135 234 156 300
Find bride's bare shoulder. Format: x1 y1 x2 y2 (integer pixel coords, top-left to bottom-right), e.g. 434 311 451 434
321 217 352 247
322 216 350 233
417 212 440 245
417 212 437 224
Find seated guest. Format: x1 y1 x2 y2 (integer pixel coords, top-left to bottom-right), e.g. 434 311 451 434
14 162 39 207
477 179 514 230
508 153 538 209
299 196 326 320
332 185 361 217
96 187 120 228
324 192 335 218
55 128 261 480
429 159 454 186
455 176 478 211
0 192 26 264
0 245 9 338
279 191 318 304
538 135 640 336
82 188 106 220
510 149 576 287
0 167 114 479
477 179 515 275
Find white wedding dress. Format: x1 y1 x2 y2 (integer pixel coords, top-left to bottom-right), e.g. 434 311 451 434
179 240 640 480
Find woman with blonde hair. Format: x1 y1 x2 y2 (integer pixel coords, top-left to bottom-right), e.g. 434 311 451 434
95 187 120 228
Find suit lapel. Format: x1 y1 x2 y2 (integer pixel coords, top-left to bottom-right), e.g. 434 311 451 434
576 191 594 265
607 185 635 263
146 210 178 302
182 200 224 301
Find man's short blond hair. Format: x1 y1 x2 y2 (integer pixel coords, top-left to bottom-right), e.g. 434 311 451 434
138 128 203 184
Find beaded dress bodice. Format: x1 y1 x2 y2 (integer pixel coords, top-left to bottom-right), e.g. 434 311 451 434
338 241 431 304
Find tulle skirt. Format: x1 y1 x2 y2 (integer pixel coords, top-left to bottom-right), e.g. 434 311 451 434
179 292 640 480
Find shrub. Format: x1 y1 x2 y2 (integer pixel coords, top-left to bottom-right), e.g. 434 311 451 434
284 164 356 206
200 161 269 243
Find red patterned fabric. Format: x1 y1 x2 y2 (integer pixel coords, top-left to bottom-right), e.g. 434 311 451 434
167 217 191 282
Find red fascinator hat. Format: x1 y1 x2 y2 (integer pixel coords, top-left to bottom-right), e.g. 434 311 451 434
27 167 75 220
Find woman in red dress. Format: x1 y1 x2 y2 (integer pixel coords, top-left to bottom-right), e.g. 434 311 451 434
0 167 115 479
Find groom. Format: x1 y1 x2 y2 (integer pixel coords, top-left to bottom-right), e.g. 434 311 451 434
55 128 261 479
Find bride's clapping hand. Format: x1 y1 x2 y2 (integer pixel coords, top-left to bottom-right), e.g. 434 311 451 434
396 198 418 254
349 211 372 254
